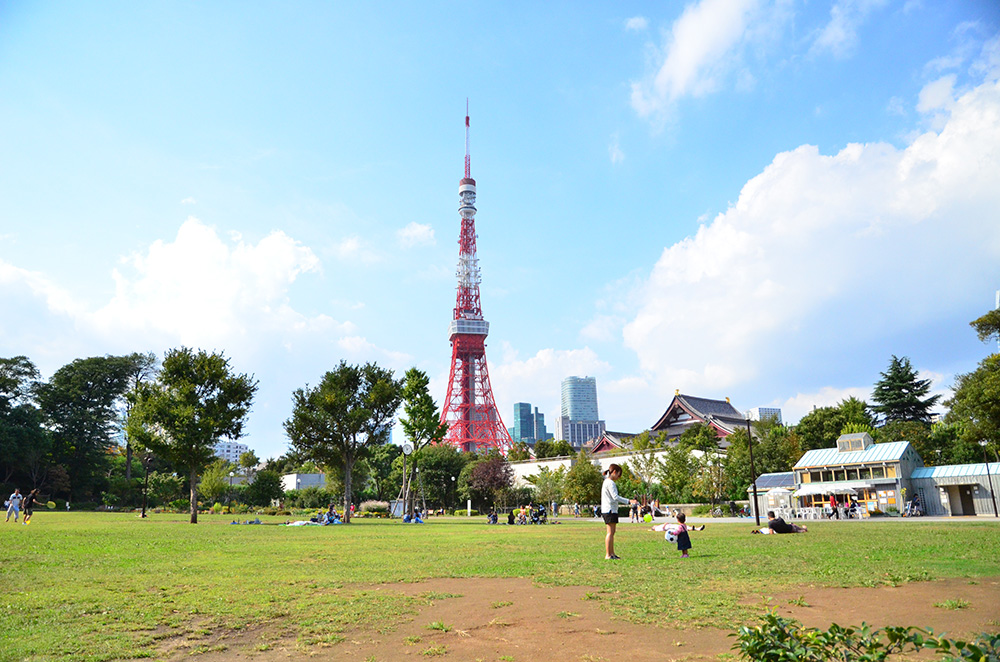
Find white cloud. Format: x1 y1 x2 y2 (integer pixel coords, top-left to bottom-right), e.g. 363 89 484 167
490 346 612 425
625 16 648 31
181 197 196 205
580 314 625 342
630 0 761 118
917 75 956 113
609 134 625 165
810 0 888 58
780 386 873 424
621 76 1000 404
397 222 436 248
333 235 381 263
88 217 328 349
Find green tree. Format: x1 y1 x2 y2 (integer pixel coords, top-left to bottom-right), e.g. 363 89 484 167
284 361 402 523
199 459 233 504
507 441 531 461
534 439 574 459
678 423 722 452
690 451 727 507
412 443 468 509
624 430 665 499
724 424 800 500
0 356 49 489
872 355 941 424
524 465 566 508
947 353 1000 455
398 368 447 515
458 451 513 511
238 450 260 482
121 352 158 481
657 444 696 503
562 451 602 506
127 347 258 524
363 442 402 502
147 470 183 507
246 469 284 507
970 308 1000 345
37 355 140 500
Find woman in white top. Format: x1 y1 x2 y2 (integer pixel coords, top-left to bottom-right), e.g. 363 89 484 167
601 464 635 560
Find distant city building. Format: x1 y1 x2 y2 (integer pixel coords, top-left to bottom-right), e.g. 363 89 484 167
511 402 552 444
214 441 249 464
745 407 782 424
281 473 326 492
561 376 599 420
554 416 606 449
533 407 551 442
556 376 604 448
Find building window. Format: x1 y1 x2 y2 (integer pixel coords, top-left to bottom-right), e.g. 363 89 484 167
871 467 884 479
834 470 846 482
822 470 833 482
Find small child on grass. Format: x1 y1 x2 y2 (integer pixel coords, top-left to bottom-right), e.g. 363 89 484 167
670 512 693 558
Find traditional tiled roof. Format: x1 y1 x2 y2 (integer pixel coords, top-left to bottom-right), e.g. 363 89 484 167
651 393 747 435
794 441 911 468
911 463 1000 479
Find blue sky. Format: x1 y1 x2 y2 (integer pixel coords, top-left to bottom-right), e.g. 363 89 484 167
2 1 999 459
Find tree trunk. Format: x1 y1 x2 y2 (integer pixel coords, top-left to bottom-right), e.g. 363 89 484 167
125 443 133 481
189 467 199 524
343 453 354 524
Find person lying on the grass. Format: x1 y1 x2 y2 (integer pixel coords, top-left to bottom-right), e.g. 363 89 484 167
649 520 705 532
763 510 807 533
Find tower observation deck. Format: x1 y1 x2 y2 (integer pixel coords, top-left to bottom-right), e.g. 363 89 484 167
439 106 512 454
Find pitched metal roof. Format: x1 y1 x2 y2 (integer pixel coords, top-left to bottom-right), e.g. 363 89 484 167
752 472 795 489
910 463 1000 479
794 441 912 468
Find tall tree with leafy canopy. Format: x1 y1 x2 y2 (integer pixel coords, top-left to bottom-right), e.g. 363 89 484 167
37 355 137 499
0 356 49 488
624 430 665 500
398 367 447 515
947 354 1000 454
562 450 602 507
127 347 258 523
121 352 158 481
285 361 402 523
872 355 940 424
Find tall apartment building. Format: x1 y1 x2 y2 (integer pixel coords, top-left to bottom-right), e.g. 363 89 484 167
556 376 605 448
214 440 249 464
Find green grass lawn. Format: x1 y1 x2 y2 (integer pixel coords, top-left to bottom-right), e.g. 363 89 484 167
2 513 999 661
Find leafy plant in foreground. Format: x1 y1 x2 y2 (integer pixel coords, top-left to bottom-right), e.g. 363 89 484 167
733 613 1000 662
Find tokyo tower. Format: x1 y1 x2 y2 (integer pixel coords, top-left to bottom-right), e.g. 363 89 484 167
440 105 512 454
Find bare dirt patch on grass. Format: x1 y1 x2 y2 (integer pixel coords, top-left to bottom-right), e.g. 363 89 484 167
157 576 1000 662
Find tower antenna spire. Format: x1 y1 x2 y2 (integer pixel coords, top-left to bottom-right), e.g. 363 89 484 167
464 99 471 179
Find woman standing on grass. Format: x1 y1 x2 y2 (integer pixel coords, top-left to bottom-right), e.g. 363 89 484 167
601 464 635 561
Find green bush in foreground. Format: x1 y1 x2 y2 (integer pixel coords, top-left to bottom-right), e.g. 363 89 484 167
734 613 1000 662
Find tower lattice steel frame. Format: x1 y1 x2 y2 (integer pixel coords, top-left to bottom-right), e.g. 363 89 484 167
439 105 512 454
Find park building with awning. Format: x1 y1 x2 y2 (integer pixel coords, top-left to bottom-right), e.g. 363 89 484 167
791 433 924 516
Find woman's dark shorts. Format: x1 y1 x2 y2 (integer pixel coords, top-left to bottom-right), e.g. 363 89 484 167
602 512 619 524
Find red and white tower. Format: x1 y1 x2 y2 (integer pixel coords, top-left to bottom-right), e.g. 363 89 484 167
440 105 512 454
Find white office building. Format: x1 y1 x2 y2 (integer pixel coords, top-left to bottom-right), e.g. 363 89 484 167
745 407 782 424
213 440 249 464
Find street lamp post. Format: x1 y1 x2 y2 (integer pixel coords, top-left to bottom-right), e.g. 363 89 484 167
746 415 760 526
228 471 235 507
450 476 456 512
980 441 999 518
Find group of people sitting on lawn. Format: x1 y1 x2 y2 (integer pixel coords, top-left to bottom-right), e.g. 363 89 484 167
285 503 343 526
485 503 548 525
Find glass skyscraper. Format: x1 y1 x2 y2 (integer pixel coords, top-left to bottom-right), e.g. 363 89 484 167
561 376 599 421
